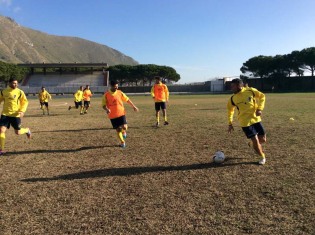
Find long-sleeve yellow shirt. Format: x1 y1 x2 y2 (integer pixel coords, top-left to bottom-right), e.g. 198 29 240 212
227 87 265 127
151 82 169 102
38 90 52 102
74 90 83 102
0 87 28 117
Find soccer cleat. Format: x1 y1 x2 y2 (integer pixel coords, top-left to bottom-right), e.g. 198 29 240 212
120 142 126 148
84 111 87 114
155 122 159 127
164 121 169 125
80 113 84 115
26 129 32 139
258 158 266 165
0 150 6 155
68 106 72 110
123 132 127 139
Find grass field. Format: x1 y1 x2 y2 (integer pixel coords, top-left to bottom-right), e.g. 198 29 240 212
0 93 314 235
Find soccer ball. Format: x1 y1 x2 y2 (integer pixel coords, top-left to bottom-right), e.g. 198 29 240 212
213 151 225 164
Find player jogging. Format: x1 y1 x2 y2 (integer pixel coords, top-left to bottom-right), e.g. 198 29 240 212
68 86 84 115
38 86 52 115
227 78 267 165
151 76 169 127
83 85 92 114
102 80 139 148
0 78 31 155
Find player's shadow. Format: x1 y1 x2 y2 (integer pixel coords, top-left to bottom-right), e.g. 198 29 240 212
8 145 112 155
20 159 258 182
33 127 112 133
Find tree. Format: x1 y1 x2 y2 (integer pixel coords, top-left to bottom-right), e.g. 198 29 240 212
240 56 274 78
300 47 315 77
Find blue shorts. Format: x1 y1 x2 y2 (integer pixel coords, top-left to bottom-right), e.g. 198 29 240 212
0 115 22 130
155 102 166 111
110 115 127 129
242 122 265 139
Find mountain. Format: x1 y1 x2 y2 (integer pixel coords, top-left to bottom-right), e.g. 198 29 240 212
0 16 138 66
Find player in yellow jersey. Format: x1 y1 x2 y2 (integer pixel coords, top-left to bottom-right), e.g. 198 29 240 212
83 85 92 114
0 78 31 155
227 78 267 165
102 80 139 148
38 86 52 115
151 76 169 127
68 86 84 115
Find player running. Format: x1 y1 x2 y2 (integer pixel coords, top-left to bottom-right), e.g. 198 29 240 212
68 86 84 115
83 85 92 114
38 86 52 115
102 80 139 148
0 78 31 155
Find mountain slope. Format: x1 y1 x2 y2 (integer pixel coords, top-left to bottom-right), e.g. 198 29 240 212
0 16 138 65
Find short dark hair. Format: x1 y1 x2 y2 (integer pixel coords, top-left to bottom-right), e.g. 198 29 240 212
9 78 18 83
231 78 243 85
110 80 118 86
154 76 161 80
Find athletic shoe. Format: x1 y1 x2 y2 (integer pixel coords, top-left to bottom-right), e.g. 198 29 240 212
68 106 71 110
0 150 6 155
80 113 84 115
120 142 126 148
26 129 32 139
155 122 159 127
123 132 127 139
84 111 87 114
164 121 169 125
258 158 266 165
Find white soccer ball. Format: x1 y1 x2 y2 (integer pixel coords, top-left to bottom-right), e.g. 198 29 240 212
213 151 225 164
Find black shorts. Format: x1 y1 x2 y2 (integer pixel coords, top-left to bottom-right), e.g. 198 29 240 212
75 101 83 109
40 102 49 107
155 102 166 111
242 122 266 139
0 115 21 130
110 115 127 129
84 101 90 107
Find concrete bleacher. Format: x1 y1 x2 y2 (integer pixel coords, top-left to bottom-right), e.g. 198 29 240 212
22 72 108 94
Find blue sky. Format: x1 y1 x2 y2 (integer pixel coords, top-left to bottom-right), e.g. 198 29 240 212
1 0 314 84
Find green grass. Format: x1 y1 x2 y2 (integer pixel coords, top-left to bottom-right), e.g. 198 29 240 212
0 93 314 234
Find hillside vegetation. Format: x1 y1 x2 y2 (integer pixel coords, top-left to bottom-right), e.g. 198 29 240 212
0 16 138 66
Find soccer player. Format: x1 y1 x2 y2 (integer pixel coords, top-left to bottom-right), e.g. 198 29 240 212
227 78 267 165
38 86 52 115
83 85 92 114
151 76 169 127
68 86 84 115
102 80 139 148
0 78 31 155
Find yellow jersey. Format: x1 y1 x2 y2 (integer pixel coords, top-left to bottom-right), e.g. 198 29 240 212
38 90 51 102
151 82 169 102
227 87 265 127
0 87 28 117
102 90 129 119
74 90 83 102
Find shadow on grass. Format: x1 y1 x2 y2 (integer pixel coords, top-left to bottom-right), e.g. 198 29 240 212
33 128 112 133
20 159 258 182
8 145 112 155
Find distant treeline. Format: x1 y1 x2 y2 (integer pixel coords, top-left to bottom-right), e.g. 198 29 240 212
107 64 181 86
241 47 315 79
